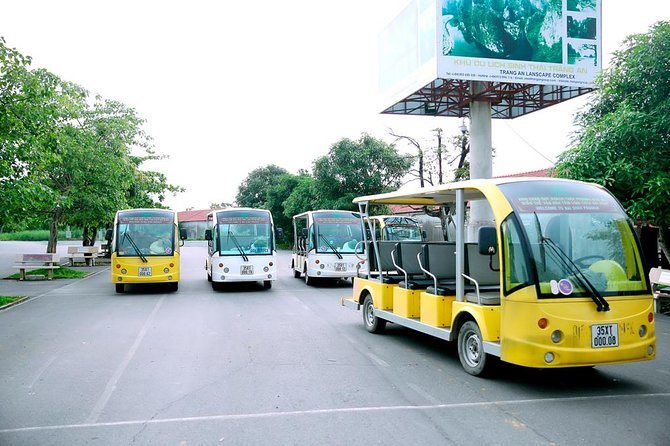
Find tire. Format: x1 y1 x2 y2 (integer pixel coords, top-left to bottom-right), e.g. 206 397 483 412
169 282 178 292
305 272 311 286
207 269 212 282
115 283 125 293
457 320 489 376
362 294 386 333
263 280 272 289
212 281 220 291
293 268 301 279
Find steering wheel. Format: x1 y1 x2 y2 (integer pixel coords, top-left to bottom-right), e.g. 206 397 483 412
574 255 605 268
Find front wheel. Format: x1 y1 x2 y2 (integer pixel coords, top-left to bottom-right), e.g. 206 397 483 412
263 280 272 289
115 283 125 293
293 268 301 279
362 295 386 333
457 321 489 376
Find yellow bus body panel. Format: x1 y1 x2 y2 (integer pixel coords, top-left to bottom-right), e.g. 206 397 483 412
452 301 501 342
420 292 456 327
351 277 395 309
501 286 656 367
392 287 421 318
111 252 181 284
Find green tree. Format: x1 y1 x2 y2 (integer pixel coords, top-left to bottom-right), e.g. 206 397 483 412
554 21 670 260
312 134 412 210
0 39 183 249
235 165 289 208
282 175 317 220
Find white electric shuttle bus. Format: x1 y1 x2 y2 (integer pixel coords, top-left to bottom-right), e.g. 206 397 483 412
291 210 367 284
204 208 280 290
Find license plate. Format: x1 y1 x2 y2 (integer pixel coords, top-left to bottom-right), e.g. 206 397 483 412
591 323 619 348
138 267 152 277
335 262 347 272
241 265 254 275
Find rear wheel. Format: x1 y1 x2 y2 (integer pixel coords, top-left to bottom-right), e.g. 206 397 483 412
362 294 386 333
457 321 489 376
263 280 272 289
115 283 125 293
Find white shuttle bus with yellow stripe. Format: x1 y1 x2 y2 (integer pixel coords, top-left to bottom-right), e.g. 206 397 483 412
342 178 656 376
204 208 280 290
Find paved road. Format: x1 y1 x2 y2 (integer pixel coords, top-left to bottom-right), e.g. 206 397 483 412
1 241 669 445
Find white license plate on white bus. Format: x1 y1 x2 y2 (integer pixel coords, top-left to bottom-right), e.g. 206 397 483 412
138 267 152 277
241 265 254 275
591 323 619 348
335 262 347 272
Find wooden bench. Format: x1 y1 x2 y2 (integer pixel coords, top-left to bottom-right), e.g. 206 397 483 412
62 246 100 266
649 267 670 313
13 253 60 280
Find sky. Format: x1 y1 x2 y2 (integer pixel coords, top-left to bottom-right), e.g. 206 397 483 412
1 1 669 211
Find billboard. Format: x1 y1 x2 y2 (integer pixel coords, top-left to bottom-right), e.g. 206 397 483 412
436 0 602 87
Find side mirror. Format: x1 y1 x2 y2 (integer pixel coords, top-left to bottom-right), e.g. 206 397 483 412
105 229 113 241
478 226 497 255
275 227 284 239
204 229 213 241
179 228 188 240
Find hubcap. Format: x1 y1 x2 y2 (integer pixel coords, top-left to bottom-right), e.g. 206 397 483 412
464 332 481 367
365 302 375 325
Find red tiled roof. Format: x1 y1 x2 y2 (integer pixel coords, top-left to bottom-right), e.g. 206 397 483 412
178 209 211 222
495 168 553 178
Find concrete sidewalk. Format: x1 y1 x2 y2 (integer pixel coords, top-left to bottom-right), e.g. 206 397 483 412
0 241 109 299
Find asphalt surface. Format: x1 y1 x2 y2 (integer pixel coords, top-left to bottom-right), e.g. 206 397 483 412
0 241 669 445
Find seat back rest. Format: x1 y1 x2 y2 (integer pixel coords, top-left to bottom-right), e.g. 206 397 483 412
377 241 399 273
466 243 500 286
423 242 456 281
396 242 425 277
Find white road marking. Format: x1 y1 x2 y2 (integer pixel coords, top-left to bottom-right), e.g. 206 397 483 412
408 382 441 405
26 355 58 389
366 352 389 367
2 393 668 434
85 296 165 424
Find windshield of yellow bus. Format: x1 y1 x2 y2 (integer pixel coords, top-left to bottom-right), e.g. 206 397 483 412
499 181 648 297
311 212 363 254
116 210 175 257
383 217 422 241
216 210 272 256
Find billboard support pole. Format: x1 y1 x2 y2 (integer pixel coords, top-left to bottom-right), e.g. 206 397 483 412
467 81 495 241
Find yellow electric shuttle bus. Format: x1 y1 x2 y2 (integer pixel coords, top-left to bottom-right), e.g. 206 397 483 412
342 178 656 376
108 208 187 293
366 215 423 242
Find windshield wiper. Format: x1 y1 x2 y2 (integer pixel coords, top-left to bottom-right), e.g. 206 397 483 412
228 231 248 262
122 232 148 263
543 237 610 312
319 234 343 259
532 212 546 271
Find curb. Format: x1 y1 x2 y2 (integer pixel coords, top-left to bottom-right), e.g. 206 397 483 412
0 296 31 311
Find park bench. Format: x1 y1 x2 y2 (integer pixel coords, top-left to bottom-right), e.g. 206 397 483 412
62 246 100 266
13 253 60 280
649 267 670 313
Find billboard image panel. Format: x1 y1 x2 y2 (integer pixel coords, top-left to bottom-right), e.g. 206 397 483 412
437 0 601 87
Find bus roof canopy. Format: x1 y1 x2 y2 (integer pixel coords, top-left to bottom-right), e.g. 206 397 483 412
352 177 590 206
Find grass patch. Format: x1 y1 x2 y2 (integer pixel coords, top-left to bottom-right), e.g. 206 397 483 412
0 228 84 241
6 267 89 280
0 296 25 306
